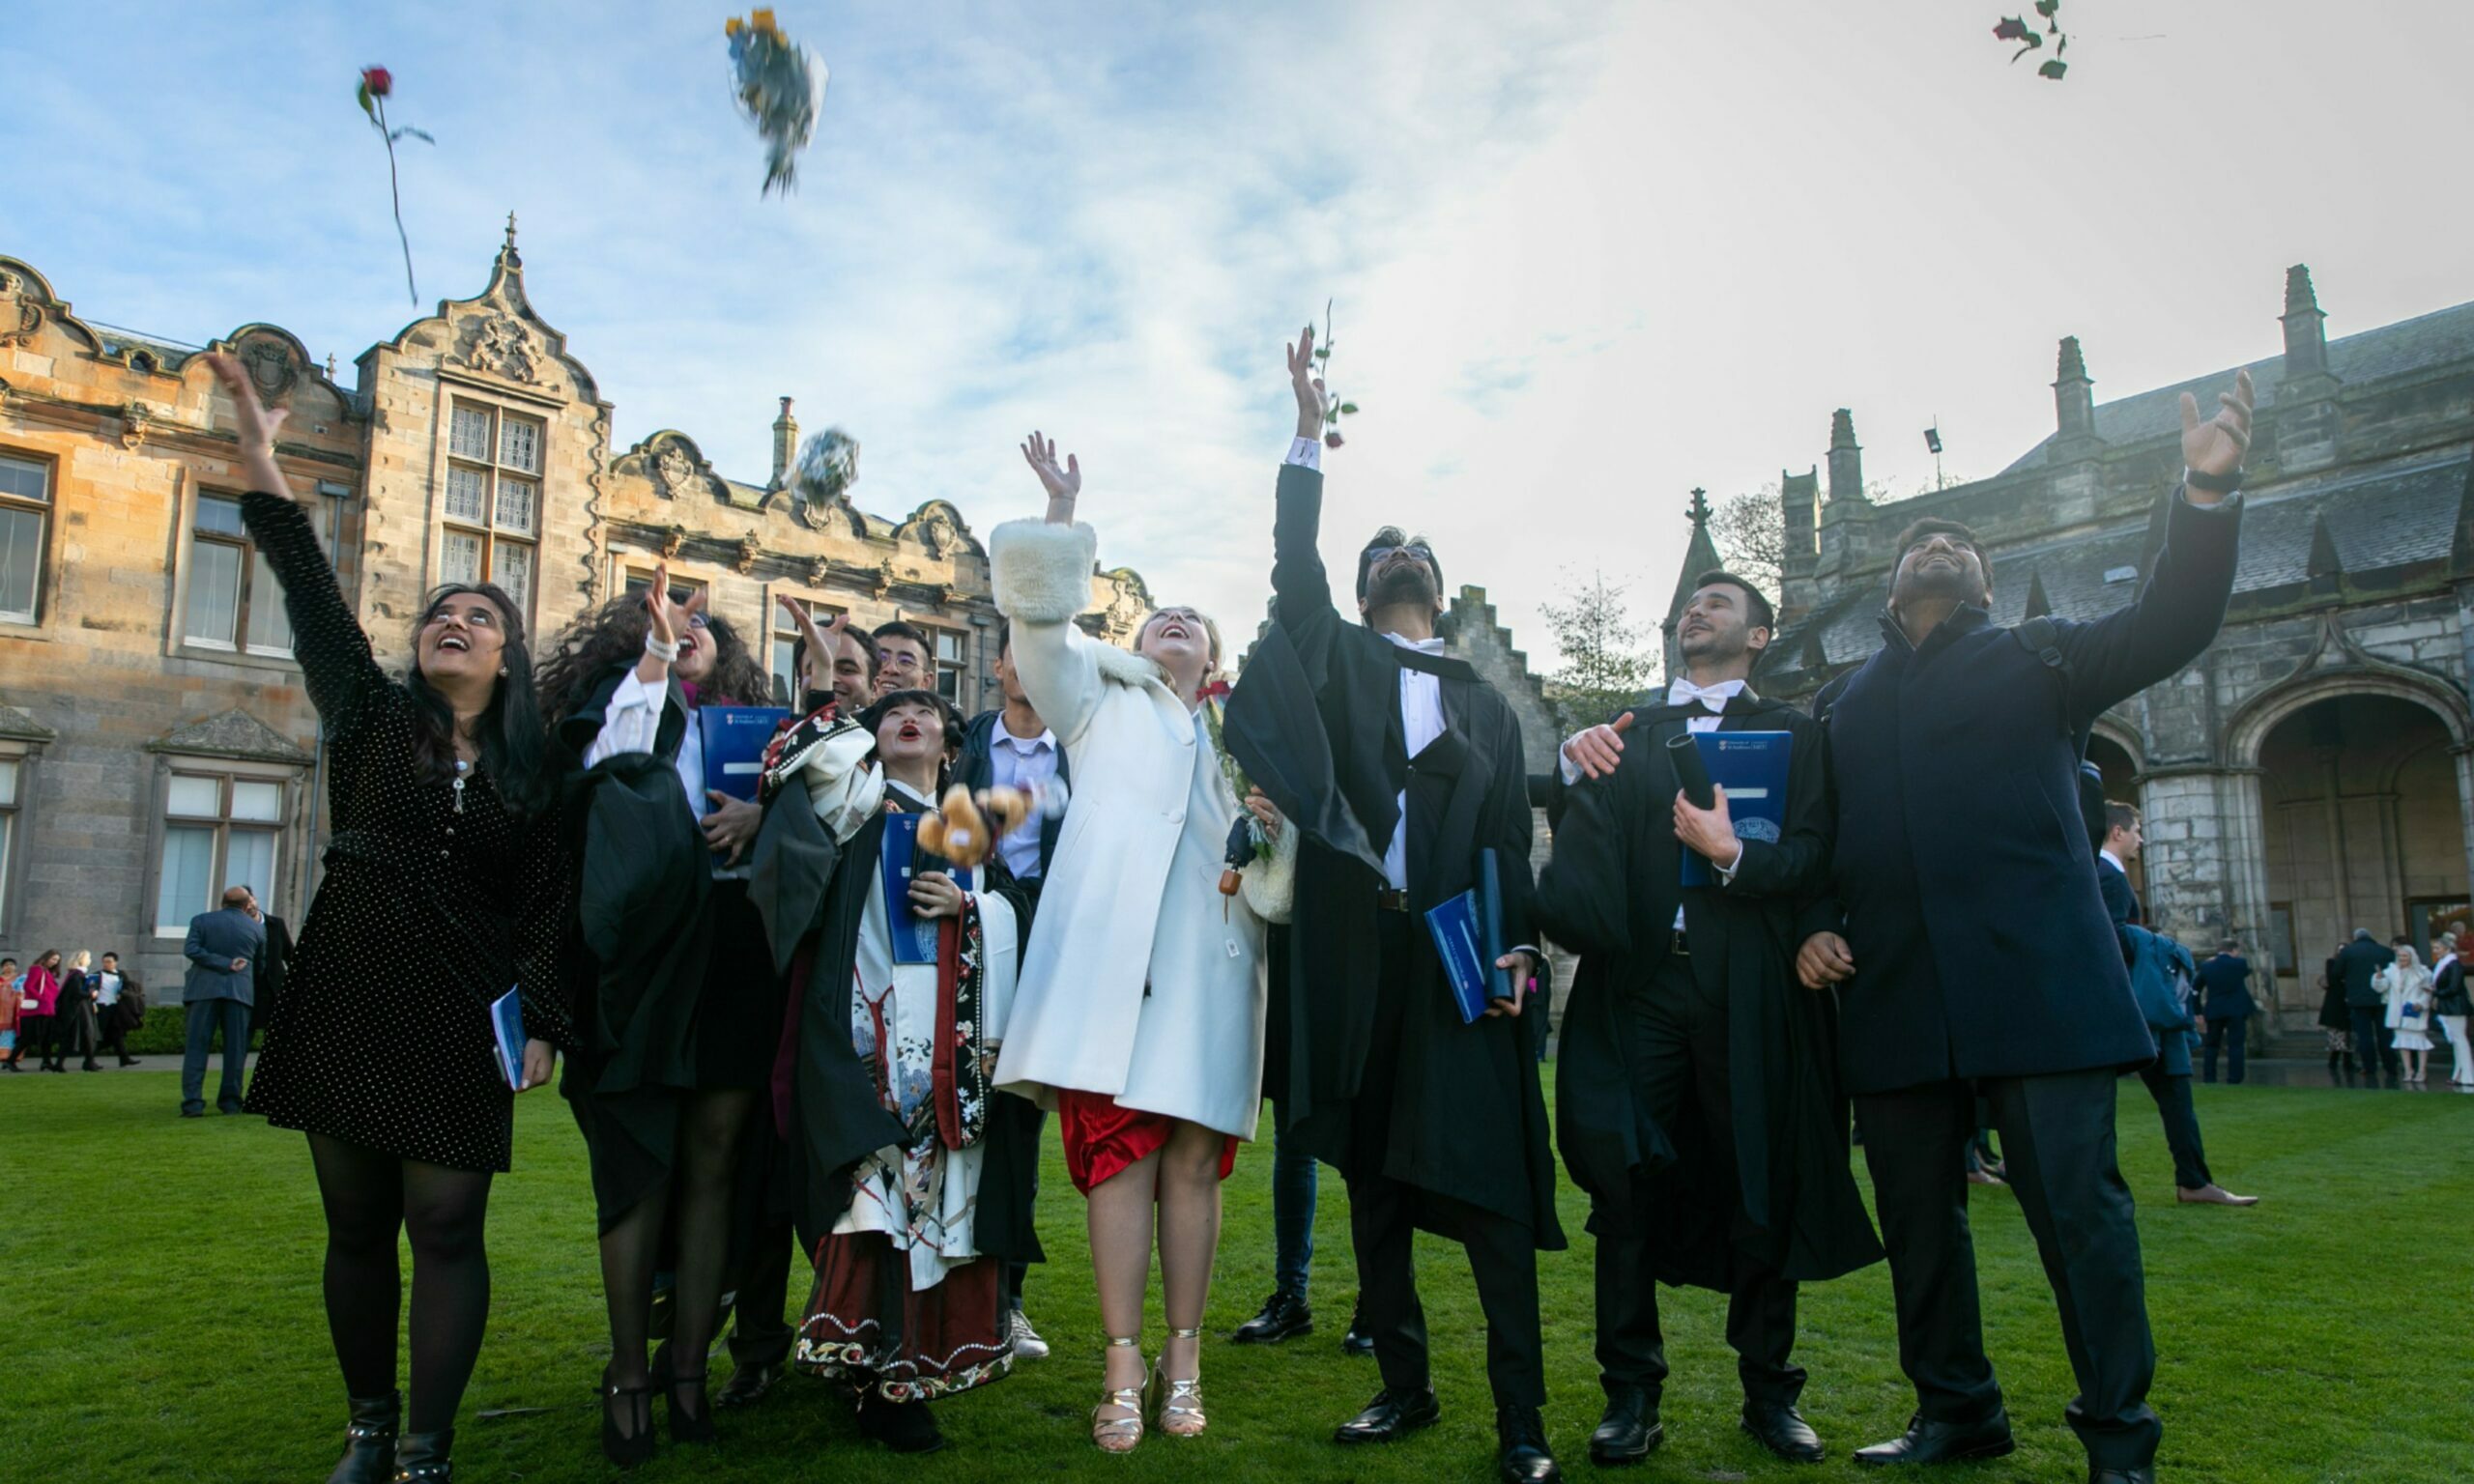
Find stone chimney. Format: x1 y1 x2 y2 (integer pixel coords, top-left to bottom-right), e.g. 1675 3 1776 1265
1779 466 1820 619
1817 410 1873 580
2049 335 2102 462
771 396 798 489
2276 264 2342 471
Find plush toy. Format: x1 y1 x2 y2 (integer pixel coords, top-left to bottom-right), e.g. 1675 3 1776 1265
915 785 992 867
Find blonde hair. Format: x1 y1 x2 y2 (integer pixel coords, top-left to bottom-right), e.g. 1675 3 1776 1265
1137 606 1227 685
70 950 92 971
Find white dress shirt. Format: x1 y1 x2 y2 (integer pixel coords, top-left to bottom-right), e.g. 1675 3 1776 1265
988 715 1059 881
96 970 123 1008
1380 633 1450 893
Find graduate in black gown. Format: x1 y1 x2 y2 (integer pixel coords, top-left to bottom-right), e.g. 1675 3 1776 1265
1536 571 1878 1468
1226 326 1564 1484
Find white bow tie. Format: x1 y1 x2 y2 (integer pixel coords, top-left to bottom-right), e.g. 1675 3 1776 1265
1667 678 1747 712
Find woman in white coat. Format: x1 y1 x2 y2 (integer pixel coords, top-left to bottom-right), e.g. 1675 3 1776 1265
989 432 1289 1453
2377 943 2436 1082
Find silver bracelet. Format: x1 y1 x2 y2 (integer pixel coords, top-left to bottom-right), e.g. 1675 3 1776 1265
644 633 681 663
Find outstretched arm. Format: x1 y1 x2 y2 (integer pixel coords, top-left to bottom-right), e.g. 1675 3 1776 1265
1272 323 1342 649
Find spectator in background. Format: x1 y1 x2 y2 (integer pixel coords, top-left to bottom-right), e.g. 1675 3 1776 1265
2195 939 2256 1085
2317 945 2357 1080
182 886 264 1117
1 957 22 1072
2336 929 2398 1085
94 952 145 1067
870 619 935 699
242 887 295 1043
2431 934 2474 1089
2376 942 2435 1085
54 950 101 1071
15 950 62 1072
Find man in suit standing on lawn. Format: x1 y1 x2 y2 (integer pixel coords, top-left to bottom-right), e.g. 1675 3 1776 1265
2195 940 2257 1085
2335 928 2398 1084
180 886 264 1118
1796 367 2255 1484
241 888 292 1045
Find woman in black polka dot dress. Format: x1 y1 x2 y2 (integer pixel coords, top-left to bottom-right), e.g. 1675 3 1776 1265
206 353 574 1484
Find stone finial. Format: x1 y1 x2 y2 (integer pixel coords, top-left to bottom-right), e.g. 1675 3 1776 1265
771 395 799 488
2285 263 2319 316
1826 410 1866 506
496 210 524 276
1829 408 1857 449
2057 334 2089 384
2052 335 2098 454
2282 262 2331 384
1687 487 1712 528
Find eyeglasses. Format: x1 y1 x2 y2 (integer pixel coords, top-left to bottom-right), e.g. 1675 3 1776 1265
877 649 923 671
1366 544 1432 563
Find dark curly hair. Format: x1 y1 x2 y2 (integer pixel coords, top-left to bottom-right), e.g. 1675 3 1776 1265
407 583 552 816
538 591 771 728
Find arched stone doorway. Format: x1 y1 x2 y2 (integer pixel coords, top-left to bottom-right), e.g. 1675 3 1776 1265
2249 691 2472 1013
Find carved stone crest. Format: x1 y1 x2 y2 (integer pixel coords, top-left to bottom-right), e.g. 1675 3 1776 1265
1103 575 1147 640
240 339 297 404
455 312 540 385
0 270 42 348
653 442 704 501
920 510 960 558
733 536 762 575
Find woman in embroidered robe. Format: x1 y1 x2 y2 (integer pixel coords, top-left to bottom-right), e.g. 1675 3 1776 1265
761 688 1032 1453
988 434 1293 1452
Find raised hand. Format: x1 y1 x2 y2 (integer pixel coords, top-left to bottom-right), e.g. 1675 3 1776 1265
642 559 705 659
2179 367 2256 486
1562 711 1633 781
201 351 293 499
1021 430 1082 524
1286 323 1327 441
776 594 849 699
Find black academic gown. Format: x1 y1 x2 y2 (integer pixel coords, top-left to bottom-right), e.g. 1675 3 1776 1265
556 667 713 1232
1536 696 1880 1288
751 760 1043 1270
1225 461 1562 1247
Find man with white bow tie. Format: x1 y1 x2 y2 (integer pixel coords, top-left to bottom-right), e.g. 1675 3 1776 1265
1538 570 1879 1468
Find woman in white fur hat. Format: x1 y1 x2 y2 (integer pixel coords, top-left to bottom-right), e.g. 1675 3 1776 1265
987 431 1291 1453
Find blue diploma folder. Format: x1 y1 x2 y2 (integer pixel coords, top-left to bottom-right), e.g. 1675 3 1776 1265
488 985 524 1090
700 706 791 802
1424 847 1515 1023
1678 730 1792 887
879 813 972 965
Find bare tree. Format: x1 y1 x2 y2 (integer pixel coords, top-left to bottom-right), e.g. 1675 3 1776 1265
1540 569 1659 734
1712 490 1786 597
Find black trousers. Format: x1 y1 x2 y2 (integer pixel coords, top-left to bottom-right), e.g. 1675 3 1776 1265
1856 1070 2159 1472
2349 1006 2398 1077
1347 912 1546 1411
1594 955 1802 1409
2134 1058 2212 1191
727 1217 796 1370
2201 1016 2246 1084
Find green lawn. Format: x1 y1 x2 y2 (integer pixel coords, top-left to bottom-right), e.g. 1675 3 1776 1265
4 1068 2466 1483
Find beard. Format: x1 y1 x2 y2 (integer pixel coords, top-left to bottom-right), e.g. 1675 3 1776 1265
1366 563 1438 612
1894 562 1986 607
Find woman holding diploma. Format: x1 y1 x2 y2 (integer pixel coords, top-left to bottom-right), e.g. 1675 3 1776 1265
201 352 571 1484
538 584 779 1464
757 688 1037 1451
988 433 1291 1452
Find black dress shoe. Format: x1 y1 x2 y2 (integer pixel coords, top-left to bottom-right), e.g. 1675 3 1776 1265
2088 1469 2155 1484
1335 1387 1441 1444
855 1391 947 1453
714 1360 782 1408
599 1367 655 1468
1588 1384 1662 1466
1741 1402 1825 1463
1342 1298 1375 1356
1231 1290 1314 1344
180 1108 205 1118
1496 1403 1563 1484
1854 1410 2016 1467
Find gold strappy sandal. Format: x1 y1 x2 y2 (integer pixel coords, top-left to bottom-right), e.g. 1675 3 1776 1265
1092 1335 1147 1454
1151 1326 1207 1438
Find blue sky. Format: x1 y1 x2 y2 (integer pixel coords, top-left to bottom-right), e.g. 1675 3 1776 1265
4 2 2469 670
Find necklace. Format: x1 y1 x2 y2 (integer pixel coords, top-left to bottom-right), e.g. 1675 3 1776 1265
452 757 470 814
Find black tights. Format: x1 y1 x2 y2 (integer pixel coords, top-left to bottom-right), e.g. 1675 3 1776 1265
308 1132 496 1434
599 1089 756 1435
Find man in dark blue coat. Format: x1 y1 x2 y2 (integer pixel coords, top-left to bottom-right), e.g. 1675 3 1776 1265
2195 940 2256 1084
1796 370 2254 1484
2335 929 2399 1083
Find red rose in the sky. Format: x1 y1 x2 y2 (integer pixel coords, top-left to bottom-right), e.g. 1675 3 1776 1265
361 66 392 97
1991 17 2030 41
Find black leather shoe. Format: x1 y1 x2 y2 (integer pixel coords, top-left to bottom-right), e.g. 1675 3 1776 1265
181 1108 205 1118
599 1367 655 1468
1588 1385 1662 1465
2088 1469 2154 1484
1741 1402 1825 1463
856 1392 947 1453
391 1427 453 1482
714 1360 782 1408
1342 1298 1375 1356
1495 1403 1563 1483
1335 1387 1441 1444
326 1390 399 1484
1232 1290 1314 1344
1854 1410 2016 1467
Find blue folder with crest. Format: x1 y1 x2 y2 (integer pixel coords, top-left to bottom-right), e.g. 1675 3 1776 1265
699 705 791 803
488 985 525 1090
1677 730 1792 886
879 813 972 965
1424 847 1515 1023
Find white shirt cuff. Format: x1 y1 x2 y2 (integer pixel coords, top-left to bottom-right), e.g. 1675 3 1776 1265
1285 437 1323 471
1557 745 1583 786
1714 842 1744 883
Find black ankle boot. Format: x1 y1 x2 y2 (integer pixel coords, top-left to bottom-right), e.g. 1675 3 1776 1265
326 1391 399 1484
391 1428 452 1482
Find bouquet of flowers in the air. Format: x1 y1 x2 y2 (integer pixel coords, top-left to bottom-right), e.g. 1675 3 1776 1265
725 9 827 195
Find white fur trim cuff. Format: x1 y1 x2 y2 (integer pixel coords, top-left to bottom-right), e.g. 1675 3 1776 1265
991 518 1100 624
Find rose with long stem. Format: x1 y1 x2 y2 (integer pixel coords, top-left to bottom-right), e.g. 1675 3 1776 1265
357 67 435 304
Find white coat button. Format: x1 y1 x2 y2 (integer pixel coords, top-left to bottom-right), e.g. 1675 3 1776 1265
1168 810 1185 824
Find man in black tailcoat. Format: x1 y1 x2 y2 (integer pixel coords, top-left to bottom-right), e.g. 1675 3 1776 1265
1795 368 2254 1484
1538 571 1879 1467
1227 324 1564 1484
